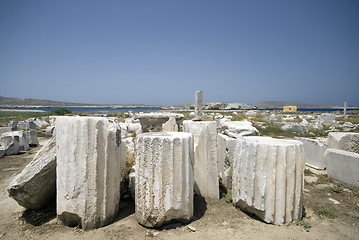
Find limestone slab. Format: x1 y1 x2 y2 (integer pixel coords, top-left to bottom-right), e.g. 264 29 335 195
183 120 219 199
296 137 327 169
135 132 194 227
324 149 359 189
7 137 56 209
56 116 124 230
232 136 305 225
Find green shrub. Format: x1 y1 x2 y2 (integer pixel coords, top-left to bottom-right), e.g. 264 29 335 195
317 208 337 219
51 108 72 115
295 219 312 232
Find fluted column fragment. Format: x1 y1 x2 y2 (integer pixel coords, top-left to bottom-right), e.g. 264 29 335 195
56 116 124 230
232 136 305 225
135 132 194 227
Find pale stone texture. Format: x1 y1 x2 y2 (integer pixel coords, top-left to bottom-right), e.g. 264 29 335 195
135 132 194 227
2 131 30 151
8 121 17 130
324 149 359 189
195 91 203 117
0 127 12 135
296 137 327 169
162 117 178 132
217 133 237 189
0 135 20 156
7 137 56 209
27 121 36 130
136 112 184 132
219 120 260 138
56 116 124 230
183 120 219 199
25 130 39 146
46 126 55 134
327 132 359 154
232 136 305 225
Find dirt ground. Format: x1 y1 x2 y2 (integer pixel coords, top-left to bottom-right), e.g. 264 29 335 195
0 137 358 240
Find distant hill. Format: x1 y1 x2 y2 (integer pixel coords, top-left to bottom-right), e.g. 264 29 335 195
0 96 164 108
254 101 344 109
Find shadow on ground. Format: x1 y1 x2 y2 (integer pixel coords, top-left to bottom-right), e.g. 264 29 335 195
22 201 56 226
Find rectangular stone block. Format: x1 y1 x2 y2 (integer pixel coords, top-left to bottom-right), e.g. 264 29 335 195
327 132 359 154
135 132 194 227
7 137 56 209
0 135 20 156
56 116 124 230
183 120 219 199
296 137 327 169
232 136 305 225
217 133 237 189
324 149 359 189
25 130 39 146
2 131 30 151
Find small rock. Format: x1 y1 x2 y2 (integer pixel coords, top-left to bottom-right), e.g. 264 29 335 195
304 176 318 184
187 225 196 232
342 188 352 194
316 184 334 190
329 198 340 205
222 221 228 226
146 230 160 237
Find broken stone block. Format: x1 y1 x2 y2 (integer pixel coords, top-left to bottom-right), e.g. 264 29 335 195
217 133 237 189
324 149 359 189
135 132 194 227
7 137 56 209
296 137 327 170
0 127 12 135
183 120 219 199
56 116 124 230
162 117 178 132
0 135 20 156
2 131 30 151
219 120 260 138
27 121 36 130
17 121 27 129
327 132 359 154
319 113 336 124
25 130 39 146
8 121 17 130
136 112 184 132
232 136 305 225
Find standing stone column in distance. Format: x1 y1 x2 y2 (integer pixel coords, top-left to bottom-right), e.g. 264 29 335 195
135 132 194 227
232 136 305 225
344 101 347 117
183 120 219 199
195 91 203 117
56 116 125 230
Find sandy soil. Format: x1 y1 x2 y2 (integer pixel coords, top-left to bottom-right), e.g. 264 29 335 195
0 138 358 240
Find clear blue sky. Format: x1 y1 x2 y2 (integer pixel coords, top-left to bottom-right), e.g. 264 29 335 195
1 0 358 106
